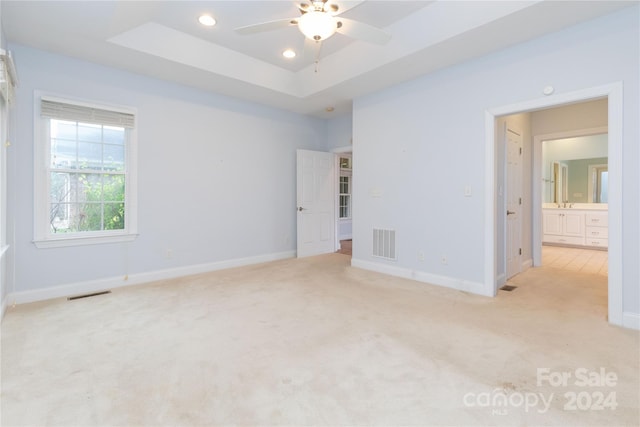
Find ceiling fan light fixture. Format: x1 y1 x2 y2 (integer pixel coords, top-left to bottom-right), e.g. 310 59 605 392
298 11 337 41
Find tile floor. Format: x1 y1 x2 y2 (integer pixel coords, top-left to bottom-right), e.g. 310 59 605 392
541 244 608 276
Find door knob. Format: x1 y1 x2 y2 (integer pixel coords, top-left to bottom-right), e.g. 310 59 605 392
297 207 305 212
507 210 516 215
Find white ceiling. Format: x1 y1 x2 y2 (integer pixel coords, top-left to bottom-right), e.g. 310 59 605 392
2 1 634 117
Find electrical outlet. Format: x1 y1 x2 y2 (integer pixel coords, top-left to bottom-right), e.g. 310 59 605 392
418 251 425 261
441 255 448 265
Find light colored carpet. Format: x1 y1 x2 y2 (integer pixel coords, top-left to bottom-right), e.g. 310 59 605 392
1 253 638 426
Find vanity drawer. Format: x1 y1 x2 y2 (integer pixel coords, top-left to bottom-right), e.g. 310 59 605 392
543 235 584 246
585 213 608 227
585 237 608 248
586 226 608 238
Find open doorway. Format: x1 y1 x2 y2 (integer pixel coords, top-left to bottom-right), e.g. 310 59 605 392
487 83 623 326
336 153 352 256
296 148 353 258
499 100 609 280
496 106 610 323
535 125 609 285
534 122 609 261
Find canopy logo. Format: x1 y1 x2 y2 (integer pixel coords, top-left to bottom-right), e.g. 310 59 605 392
463 389 553 414
463 367 618 416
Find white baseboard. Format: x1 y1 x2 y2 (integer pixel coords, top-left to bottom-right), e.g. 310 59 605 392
351 258 491 297
622 312 640 330
7 250 296 306
522 258 533 270
496 273 506 287
6 251 638 331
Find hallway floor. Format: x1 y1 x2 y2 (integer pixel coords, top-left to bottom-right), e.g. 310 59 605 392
337 239 352 256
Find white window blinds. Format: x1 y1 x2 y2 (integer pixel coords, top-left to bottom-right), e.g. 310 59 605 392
41 98 135 128
0 50 17 104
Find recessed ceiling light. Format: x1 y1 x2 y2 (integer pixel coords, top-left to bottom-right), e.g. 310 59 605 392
198 14 216 27
325 107 335 112
282 49 296 59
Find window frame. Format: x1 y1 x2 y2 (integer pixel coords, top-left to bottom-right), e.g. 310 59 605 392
338 155 352 221
339 172 352 220
33 93 138 248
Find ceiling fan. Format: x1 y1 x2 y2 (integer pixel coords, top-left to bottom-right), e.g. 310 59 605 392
235 0 392 45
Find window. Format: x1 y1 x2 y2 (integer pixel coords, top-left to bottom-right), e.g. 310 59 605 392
339 174 351 219
339 155 352 220
34 95 137 247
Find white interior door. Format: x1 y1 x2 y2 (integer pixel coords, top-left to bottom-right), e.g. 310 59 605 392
296 149 335 258
506 127 523 279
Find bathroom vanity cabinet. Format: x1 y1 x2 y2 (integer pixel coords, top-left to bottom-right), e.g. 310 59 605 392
542 208 608 249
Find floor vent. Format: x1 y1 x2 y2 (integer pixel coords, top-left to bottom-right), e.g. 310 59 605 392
68 290 111 301
500 285 517 292
373 228 396 260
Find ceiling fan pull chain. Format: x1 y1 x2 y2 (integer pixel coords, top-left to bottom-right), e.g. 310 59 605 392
314 40 323 73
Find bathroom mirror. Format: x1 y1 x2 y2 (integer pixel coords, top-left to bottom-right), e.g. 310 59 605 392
542 133 608 204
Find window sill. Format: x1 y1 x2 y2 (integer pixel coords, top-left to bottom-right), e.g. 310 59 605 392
33 233 138 249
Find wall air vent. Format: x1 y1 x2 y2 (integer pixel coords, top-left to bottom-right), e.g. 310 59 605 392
372 228 396 260
68 290 111 300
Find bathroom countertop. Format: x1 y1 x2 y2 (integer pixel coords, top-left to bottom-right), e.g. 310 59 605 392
542 203 608 210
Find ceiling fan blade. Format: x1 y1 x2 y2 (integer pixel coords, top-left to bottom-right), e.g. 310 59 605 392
336 17 391 44
325 0 365 16
235 18 298 35
297 2 312 13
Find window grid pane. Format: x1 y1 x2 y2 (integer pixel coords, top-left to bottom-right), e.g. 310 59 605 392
48 118 127 234
339 174 351 219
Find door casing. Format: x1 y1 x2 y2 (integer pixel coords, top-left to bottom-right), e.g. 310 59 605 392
485 82 623 326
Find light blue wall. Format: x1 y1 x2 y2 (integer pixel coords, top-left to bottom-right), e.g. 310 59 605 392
326 113 353 152
7 44 327 293
352 8 639 313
